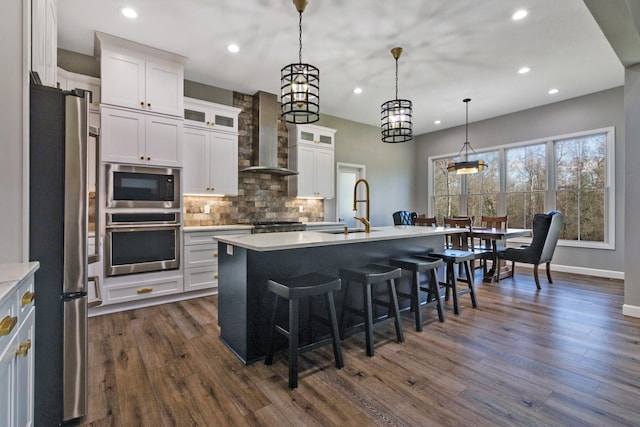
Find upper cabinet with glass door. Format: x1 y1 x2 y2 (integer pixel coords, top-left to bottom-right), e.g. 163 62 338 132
288 123 336 149
183 98 241 133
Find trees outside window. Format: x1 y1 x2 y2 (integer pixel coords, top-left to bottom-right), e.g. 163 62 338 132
505 144 546 229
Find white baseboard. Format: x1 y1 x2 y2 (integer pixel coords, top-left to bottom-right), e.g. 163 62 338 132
88 288 216 317
622 304 640 318
513 262 624 280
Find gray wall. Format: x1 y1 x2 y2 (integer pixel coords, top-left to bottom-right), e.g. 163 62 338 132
317 115 415 226
414 87 625 274
624 64 640 308
0 0 27 262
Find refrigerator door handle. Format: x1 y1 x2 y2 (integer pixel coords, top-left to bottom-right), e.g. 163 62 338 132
63 295 88 421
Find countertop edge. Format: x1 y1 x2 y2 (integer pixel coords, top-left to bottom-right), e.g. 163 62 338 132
0 261 40 304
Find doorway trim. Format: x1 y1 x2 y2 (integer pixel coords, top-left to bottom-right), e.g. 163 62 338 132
336 163 366 226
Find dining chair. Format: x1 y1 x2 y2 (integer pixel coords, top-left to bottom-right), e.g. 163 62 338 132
414 216 437 226
477 215 508 270
442 217 493 273
497 212 564 289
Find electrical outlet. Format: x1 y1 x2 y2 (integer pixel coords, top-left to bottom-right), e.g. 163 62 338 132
204 205 210 214
298 206 303 212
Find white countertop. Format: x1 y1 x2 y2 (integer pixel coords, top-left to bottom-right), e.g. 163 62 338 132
216 226 457 252
0 261 39 304
183 225 254 232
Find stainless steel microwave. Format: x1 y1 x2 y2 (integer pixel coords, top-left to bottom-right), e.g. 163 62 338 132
106 164 180 209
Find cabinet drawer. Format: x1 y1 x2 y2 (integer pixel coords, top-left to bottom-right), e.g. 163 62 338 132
104 277 183 305
184 266 218 292
0 289 17 349
184 243 218 268
184 232 217 245
16 273 35 324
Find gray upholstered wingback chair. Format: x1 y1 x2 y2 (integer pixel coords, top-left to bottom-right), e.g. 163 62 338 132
393 211 417 225
497 212 564 289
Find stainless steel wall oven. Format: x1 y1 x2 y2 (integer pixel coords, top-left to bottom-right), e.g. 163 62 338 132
106 164 180 209
105 212 180 276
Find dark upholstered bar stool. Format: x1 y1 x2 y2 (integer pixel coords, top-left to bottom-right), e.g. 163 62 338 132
264 272 343 389
338 264 404 357
389 256 445 331
428 249 477 315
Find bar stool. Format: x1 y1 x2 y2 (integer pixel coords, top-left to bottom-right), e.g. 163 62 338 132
428 249 477 315
264 272 343 389
389 256 445 331
339 264 404 357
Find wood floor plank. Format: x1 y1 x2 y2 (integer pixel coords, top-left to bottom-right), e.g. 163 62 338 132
80 272 640 426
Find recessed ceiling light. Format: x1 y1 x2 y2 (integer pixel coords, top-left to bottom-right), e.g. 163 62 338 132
227 44 240 53
353 87 362 94
512 9 528 20
548 88 559 94
120 7 137 19
518 66 531 74
434 120 441 125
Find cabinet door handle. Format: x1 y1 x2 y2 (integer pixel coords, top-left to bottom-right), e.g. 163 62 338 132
137 287 153 294
214 274 219 279
0 315 18 336
146 157 151 161
214 252 218 257
15 339 31 357
140 101 145 107
140 156 145 160
147 103 151 108
21 291 35 307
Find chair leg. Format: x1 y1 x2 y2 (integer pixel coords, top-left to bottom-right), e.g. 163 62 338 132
463 261 477 309
265 294 279 366
363 283 375 357
546 262 553 284
444 263 451 301
288 299 299 389
450 265 460 315
430 269 444 322
413 271 423 332
338 281 351 339
533 264 542 290
388 279 404 343
325 292 344 369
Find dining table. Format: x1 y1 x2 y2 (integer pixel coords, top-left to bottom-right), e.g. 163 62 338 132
470 227 532 282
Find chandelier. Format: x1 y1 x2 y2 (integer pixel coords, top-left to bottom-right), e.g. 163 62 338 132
281 0 319 124
381 47 413 143
448 98 488 174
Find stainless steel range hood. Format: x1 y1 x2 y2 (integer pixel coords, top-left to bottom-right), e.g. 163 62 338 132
240 91 298 176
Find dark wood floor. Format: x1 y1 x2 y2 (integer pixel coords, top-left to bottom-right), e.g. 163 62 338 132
79 270 640 426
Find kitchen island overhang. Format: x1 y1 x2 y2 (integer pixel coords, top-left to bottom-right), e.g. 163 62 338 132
216 226 461 364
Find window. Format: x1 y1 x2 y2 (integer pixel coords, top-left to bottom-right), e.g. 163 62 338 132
429 127 615 249
555 133 608 242
505 144 546 229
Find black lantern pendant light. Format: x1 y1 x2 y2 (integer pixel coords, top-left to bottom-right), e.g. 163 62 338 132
281 0 319 124
381 47 413 143
448 98 488 174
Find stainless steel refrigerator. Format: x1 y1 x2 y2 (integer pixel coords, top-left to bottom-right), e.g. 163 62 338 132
29 83 91 424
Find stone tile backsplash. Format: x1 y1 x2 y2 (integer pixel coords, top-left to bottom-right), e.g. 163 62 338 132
183 92 325 227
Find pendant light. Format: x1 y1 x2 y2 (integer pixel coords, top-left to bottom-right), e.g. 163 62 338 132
381 47 413 143
281 0 319 124
448 98 488 174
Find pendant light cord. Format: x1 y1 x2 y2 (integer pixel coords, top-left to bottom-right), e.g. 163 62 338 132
298 11 303 64
395 58 399 100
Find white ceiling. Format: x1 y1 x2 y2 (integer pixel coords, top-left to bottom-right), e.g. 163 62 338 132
56 0 624 135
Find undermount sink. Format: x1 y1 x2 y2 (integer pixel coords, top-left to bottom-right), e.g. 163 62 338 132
320 228 378 234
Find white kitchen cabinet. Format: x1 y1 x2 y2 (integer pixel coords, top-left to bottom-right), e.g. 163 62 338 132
183 127 238 196
0 264 37 427
103 275 184 305
183 229 250 293
31 0 57 87
184 98 241 133
96 32 187 117
287 124 336 198
101 105 183 167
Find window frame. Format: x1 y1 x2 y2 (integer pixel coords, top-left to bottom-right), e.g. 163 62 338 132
427 126 615 250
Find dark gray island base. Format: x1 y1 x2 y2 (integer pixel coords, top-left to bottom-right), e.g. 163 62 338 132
217 227 450 364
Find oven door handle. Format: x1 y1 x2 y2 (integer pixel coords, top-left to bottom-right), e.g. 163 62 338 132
105 224 181 230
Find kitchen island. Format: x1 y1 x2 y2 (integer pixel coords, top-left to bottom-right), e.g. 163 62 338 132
216 226 458 364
